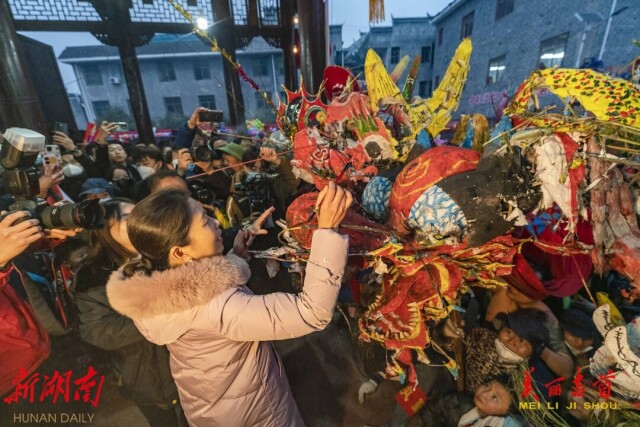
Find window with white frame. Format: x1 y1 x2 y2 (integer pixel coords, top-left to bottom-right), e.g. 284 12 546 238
539 33 568 68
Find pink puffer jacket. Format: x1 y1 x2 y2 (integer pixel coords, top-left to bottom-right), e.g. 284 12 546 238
107 229 348 427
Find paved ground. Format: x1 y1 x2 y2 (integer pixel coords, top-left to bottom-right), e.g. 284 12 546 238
2 315 420 427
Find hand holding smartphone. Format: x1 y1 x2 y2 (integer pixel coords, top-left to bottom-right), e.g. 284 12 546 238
198 110 224 123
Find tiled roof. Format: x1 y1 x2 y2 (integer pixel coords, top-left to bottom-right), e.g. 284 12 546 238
59 35 280 61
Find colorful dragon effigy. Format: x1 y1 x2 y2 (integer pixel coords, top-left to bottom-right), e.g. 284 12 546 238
165 1 640 422
265 39 640 398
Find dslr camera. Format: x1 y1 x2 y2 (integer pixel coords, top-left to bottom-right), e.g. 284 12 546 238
0 128 104 230
233 171 279 216
188 179 217 206
190 142 222 164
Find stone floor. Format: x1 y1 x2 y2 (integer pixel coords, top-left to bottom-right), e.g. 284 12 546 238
2 316 420 427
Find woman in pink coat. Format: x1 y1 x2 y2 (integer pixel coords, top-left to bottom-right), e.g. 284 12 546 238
107 184 352 427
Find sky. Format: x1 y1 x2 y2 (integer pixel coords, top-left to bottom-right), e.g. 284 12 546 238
329 0 452 45
20 0 453 94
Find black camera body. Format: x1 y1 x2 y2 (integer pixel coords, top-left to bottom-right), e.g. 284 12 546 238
233 171 278 216
191 144 222 163
188 179 217 206
0 128 104 230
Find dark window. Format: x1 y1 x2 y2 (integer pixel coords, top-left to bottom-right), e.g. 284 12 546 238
461 11 474 39
193 60 211 80
390 47 400 64
421 46 431 63
253 58 269 76
231 0 248 25
427 80 432 96
418 81 427 97
198 95 217 110
142 0 153 4
539 33 568 68
164 97 183 115
435 75 440 87
187 0 197 6
158 61 176 82
437 28 443 46
487 55 506 85
495 0 514 20
259 0 280 26
83 64 103 86
92 100 110 119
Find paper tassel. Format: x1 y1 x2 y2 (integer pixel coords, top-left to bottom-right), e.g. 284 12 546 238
369 0 385 23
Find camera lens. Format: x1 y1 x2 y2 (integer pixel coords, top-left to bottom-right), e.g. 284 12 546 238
195 188 215 205
39 199 105 230
188 180 215 205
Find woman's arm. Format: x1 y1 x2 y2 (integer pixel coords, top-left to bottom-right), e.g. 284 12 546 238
218 228 348 341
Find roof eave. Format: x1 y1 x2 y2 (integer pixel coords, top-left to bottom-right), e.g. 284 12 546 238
432 0 467 25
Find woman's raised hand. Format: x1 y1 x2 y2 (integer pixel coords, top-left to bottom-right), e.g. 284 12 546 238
316 182 353 230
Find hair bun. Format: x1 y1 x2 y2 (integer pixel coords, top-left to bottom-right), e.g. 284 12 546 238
122 257 154 278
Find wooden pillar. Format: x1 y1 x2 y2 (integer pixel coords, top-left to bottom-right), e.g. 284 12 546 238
89 0 155 143
296 0 327 92
280 0 297 89
211 0 246 127
117 38 155 144
0 0 47 134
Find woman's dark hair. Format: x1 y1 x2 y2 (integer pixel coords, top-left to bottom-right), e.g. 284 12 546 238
75 198 136 290
158 139 173 150
242 146 260 163
122 190 193 277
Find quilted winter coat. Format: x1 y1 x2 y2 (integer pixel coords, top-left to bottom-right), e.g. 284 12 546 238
107 229 348 427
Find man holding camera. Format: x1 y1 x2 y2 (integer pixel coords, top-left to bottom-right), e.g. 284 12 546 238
0 208 84 396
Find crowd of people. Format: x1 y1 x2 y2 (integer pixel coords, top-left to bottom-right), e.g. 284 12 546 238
0 100 638 427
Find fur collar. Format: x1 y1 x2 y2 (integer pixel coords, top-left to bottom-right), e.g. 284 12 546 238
106 254 251 319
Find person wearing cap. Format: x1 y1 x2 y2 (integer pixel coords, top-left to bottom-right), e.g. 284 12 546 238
485 252 575 381
466 309 551 392
375 309 549 427
559 308 598 367
78 178 114 201
217 142 245 173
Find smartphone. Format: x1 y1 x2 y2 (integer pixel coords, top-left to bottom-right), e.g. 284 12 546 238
53 121 68 135
42 154 61 176
68 129 85 144
45 144 63 163
199 110 224 122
